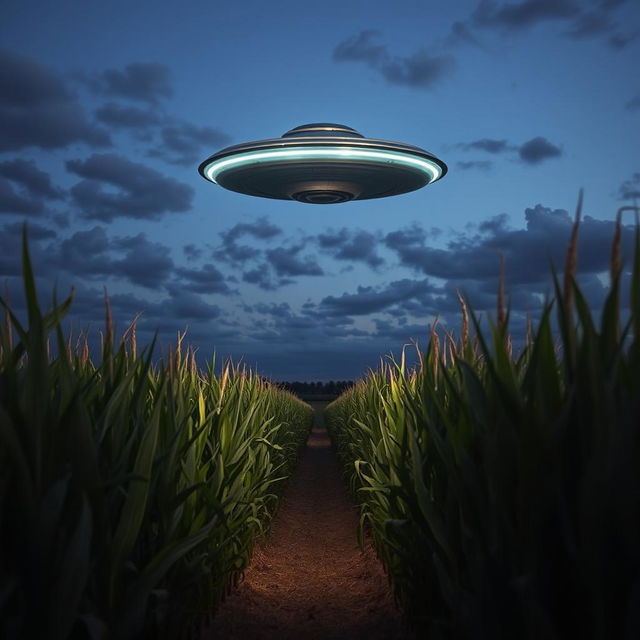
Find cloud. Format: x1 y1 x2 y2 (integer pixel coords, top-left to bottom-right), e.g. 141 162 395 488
111 233 174 289
57 227 174 289
66 153 193 221
472 0 580 30
317 228 384 268
183 244 203 261
0 221 58 276
617 172 640 200
456 136 562 166
94 102 161 129
607 30 639 49
214 217 282 264
242 266 293 291
518 136 562 164
266 245 324 277
159 288 222 320
381 49 456 89
94 101 231 165
90 63 172 104
468 0 635 50
457 160 493 170
0 159 64 201
5 221 57 240
459 138 513 153
333 30 456 90
0 178 43 215
386 204 635 286
566 9 613 38
446 21 487 48
64 287 224 342
0 159 64 216
564 2 638 48
0 49 110 151
244 302 366 345
175 263 234 295
320 278 436 316
333 29 388 65
149 122 231 166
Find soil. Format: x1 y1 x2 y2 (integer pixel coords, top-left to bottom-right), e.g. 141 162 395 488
201 401 413 640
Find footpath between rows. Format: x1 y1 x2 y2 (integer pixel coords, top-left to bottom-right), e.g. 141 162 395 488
203 401 411 640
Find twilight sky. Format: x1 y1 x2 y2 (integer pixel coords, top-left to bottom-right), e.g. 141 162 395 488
1 0 639 380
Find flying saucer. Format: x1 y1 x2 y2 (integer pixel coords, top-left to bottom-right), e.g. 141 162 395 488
198 123 447 204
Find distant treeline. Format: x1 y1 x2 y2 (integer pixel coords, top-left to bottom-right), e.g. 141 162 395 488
274 380 355 397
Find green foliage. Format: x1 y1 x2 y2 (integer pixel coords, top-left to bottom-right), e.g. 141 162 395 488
326 203 640 639
0 231 313 639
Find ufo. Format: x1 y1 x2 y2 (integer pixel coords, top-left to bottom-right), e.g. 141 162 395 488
198 123 447 204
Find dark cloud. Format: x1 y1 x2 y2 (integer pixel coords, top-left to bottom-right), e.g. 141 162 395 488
333 31 456 90
566 9 613 38
297 204 635 343
386 204 635 286
617 172 640 200
564 2 637 47
66 153 193 221
225 217 282 241
320 278 435 316
91 63 172 104
457 160 493 170
94 102 161 129
245 302 366 345
457 136 561 165
56 227 174 289
214 217 282 264
469 0 634 50
94 102 231 163
242 266 293 291
371 318 438 342
0 49 110 151
607 30 639 49
159 287 222 320
266 245 324 277
0 158 65 215
385 223 429 252
183 244 203 261
317 228 384 268
175 263 233 295
5 221 57 240
381 49 456 89
111 233 174 289
333 29 388 65
518 136 562 164
479 212 511 235
459 138 513 153
0 159 64 200
149 122 231 166
472 0 580 30
58 226 111 277
0 221 57 275
446 21 487 48
60 286 225 344
0 178 43 215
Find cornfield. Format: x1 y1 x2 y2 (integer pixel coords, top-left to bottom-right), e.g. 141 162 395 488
0 233 313 639
326 200 640 639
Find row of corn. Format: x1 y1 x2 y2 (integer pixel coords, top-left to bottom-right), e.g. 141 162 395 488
0 234 314 639
326 199 640 639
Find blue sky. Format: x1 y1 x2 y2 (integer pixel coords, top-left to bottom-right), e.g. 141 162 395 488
1 0 639 380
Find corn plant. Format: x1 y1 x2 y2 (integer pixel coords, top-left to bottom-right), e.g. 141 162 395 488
326 200 640 639
0 231 313 639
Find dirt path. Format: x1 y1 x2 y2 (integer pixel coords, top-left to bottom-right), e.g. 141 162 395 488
202 401 412 640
